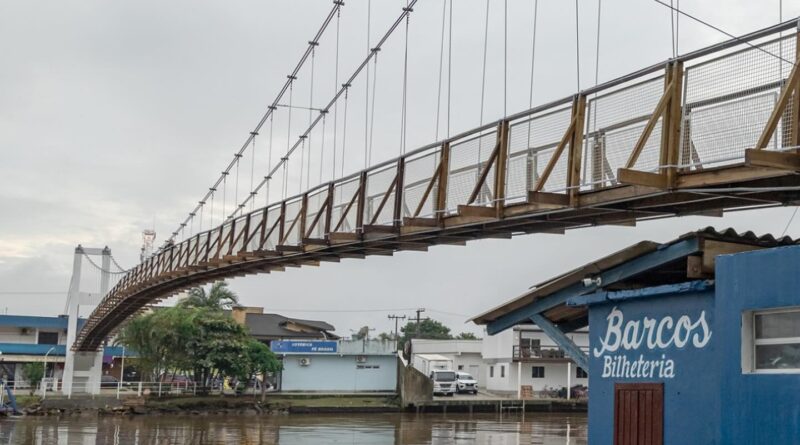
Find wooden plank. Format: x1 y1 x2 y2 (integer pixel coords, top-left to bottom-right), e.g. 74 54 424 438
403 217 438 227
567 95 587 205
328 232 360 244
744 148 800 171
276 245 304 253
494 120 510 218
362 224 398 234
457 205 497 218
528 191 570 207
676 165 786 188
617 168 669 189
436 142 451 218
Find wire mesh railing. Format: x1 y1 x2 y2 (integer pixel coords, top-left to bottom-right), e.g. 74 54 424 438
77 21 800 351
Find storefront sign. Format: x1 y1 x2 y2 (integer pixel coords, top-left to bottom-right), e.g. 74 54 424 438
271 340 338 354
592 306 712 379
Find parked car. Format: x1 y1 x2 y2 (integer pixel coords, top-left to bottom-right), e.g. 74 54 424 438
430 370 457 396
100 375 120 388
455 371 478 394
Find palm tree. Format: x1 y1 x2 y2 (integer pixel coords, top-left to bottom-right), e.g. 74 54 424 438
179 281 238 310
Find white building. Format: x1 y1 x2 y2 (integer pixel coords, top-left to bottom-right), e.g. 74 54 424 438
410 339 484 384
482 324 589 396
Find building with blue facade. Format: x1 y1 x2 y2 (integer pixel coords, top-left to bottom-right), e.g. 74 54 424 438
275 339 398 392
0 314 128 388
473 228 800 444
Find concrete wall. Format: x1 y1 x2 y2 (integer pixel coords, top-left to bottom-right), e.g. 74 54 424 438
398 357 432 406
717 246 800 444
280 354 397 392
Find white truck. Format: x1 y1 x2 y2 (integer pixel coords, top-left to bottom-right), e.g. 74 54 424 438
429 369 457 396
412 353 454 376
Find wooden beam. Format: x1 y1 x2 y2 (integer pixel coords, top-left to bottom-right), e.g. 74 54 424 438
744 148 800 171
617 168 669 189
534 114 576 192
754 54 800 149
494 120 510 218
403 217 438 227
625 77 674 169
457 205 497 219
567 95 587 205
466 137 501 205
328 232 360 244
435 141 450 219
528 191 570 207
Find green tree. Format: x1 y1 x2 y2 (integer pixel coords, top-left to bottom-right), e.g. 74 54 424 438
232 339 282 400
398 318 452 350
352 326 371 340
22 362 44 395
179 281 238 310
455 332 479 340
185 309 250 389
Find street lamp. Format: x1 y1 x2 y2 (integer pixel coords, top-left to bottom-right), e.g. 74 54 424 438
43 347 55 399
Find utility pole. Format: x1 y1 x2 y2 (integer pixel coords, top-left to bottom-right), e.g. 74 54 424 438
387 314 406 351
414 308 426 339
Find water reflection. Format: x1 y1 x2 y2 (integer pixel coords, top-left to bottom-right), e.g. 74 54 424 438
0 413 587 445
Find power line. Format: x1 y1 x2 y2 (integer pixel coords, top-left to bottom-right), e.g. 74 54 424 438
652 0 795 66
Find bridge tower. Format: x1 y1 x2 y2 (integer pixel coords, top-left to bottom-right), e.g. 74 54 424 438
61 245 111 396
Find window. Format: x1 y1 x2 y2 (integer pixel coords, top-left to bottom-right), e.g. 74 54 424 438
489 366 494 378
457 365 464 371
576 367 588 378
500 365 505 378
532 366 545 378
37 331 59 345
748 308 800 372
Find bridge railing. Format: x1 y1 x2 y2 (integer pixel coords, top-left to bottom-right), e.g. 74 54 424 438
77 21 800 351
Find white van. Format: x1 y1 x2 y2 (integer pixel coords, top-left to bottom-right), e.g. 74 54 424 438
455 371 478 394
430 370 457 396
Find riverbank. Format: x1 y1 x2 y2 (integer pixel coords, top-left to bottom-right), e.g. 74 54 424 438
13 394 586 417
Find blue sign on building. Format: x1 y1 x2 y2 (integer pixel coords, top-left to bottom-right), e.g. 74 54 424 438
271 340 338 354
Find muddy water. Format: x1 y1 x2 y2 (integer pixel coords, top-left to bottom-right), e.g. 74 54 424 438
0 412 587 444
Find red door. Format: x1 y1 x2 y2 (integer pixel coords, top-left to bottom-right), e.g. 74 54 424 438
614 383 663 445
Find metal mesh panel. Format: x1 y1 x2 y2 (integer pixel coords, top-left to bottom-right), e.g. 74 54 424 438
304 188 328 239
364 165 397 226
402 149 440 219
446 131 498 212
217 221 233 257
243 209 265 252
229 215 248 254
282 198 303 246
263 206 282 250
508 106 573 195
584 77 665 188
681 35 796 168
330 177 359 233
196 232 209 262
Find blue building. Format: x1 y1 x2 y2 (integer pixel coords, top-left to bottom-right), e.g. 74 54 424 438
0 314 128 389
473 228 800 444
274 339 398 392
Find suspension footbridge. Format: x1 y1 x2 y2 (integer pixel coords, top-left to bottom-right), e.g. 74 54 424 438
73 2 800 351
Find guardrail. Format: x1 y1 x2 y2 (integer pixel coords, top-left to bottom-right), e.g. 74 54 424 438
512 345 591 362
77 20 800 351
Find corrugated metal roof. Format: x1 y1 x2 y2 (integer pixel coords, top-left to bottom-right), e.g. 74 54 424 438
471 227 797 326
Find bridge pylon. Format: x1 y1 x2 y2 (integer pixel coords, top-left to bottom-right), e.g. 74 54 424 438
61 245 111 397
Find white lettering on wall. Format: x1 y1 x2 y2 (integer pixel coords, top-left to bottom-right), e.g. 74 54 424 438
593 306 712 357
593 306 711 380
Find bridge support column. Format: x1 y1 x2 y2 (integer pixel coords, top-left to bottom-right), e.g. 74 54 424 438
62 246 110 396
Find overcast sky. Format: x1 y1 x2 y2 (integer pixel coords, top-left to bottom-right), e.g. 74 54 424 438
1 0 799 338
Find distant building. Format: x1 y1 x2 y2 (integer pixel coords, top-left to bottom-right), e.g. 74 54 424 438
229 306 339 344
410 339 484 384
0 314 127 388
481 324 588 396
275 339 397 392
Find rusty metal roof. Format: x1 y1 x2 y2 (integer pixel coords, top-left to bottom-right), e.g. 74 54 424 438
471 227 797 326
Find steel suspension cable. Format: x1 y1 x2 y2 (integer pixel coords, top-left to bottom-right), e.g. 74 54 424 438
364 0 372 170
368 54 379 167
400 1 410 155
308 46 316 190
266 112 274 207
527 0 539 153
319 113 326 183
575 0 581 90
249 132 257 212
284 81 294 199
164 2 342 247
447 0 453 138
504 0 508 116
226 1 418 226
435 0 447 141
221 172 228 222
332 7 341 182
478 0 490 166
341 87 350 177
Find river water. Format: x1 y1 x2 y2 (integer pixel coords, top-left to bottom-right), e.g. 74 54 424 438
0 413 587 444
